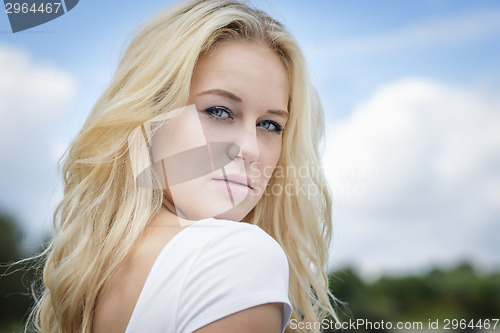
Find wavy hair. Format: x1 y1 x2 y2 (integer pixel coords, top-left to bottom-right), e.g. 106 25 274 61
29 0 337 332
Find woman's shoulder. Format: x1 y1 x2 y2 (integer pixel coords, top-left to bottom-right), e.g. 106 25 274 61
136 218 289 284
177 219 290 290
172 218 288 265
126 218 292 333
135 218 290 303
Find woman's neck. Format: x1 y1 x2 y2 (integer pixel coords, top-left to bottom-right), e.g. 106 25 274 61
147 198 196 228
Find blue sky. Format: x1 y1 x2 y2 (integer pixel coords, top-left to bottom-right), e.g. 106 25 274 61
1 0 499 279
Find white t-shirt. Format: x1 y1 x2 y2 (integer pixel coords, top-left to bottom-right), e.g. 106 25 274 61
125 218 293 333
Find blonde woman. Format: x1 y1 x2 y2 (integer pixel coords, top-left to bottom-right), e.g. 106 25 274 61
31 0 337 332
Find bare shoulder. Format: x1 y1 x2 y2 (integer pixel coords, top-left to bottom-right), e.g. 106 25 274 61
92 222 183 333
194 303 284 333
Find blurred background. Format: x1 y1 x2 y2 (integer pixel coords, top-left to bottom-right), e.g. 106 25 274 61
1 0 499 332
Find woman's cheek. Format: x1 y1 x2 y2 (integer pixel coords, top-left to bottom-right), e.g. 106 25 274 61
198 115 233 142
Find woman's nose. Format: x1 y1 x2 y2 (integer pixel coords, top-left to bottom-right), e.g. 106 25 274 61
233 123 259 163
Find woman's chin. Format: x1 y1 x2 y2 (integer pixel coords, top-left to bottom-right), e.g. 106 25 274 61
171 200 250 222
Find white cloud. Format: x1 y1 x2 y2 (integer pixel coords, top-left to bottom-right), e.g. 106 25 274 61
0 45 76 148
308 9 500 59
324 78 500 278
0 44 77 243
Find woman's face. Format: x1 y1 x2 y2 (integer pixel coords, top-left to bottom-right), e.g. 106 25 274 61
153 40 289 221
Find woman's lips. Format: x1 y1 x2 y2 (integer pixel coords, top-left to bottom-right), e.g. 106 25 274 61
213 173 253 189
212 174 252 197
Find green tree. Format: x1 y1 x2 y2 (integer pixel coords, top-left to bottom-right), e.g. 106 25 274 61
326 263 500 333
0 212 40 332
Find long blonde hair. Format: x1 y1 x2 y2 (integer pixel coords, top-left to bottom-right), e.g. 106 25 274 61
30 1 337 332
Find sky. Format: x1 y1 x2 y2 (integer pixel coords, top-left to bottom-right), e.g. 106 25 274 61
0 0 499 280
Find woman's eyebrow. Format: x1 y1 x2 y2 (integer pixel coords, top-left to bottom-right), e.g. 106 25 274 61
268 109 289 119
196 89 242 102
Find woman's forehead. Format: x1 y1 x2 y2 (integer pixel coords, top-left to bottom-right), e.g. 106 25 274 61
190 40 289 109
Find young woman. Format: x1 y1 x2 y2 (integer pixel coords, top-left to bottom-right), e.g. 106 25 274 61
31 0 337 332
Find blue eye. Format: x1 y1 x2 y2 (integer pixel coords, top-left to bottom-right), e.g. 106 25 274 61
258 120 283 134
204 106 232 121
204 106 283 134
